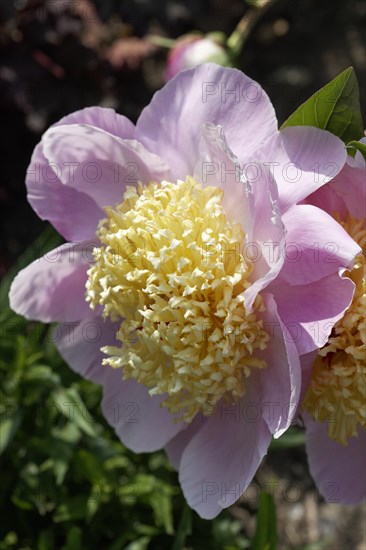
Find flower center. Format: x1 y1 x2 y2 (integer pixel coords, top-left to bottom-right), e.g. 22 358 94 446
303 214 366 444
86 177 269 423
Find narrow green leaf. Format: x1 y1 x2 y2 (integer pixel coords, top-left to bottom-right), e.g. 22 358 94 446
172 505 192 550
281 67 363 143
150 490 174 535
0 408 22 455
347 140 366 160
251 492 277 550
52 387 97 437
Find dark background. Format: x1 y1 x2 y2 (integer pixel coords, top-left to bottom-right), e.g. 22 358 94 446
1 0 365 277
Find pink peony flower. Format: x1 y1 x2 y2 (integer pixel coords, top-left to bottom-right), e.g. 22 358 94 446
9 64 359 518
301 138 366 505
165 35 229 81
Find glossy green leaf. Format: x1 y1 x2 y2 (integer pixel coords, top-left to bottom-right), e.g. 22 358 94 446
281 67 363 143
347 140 366 160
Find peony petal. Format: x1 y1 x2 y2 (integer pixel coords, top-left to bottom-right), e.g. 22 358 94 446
165 414 204 469
42 124 171 209
54 106 136 139
271 272 356 355
311 154 366 220
26 107 137 241
304 414 366 505
101 368 184 453
26 144 104 242
56 315 185 451
9 241 95 322
257 293 301 437
279 204 361 286
193 123 252 229
136 63 277 179
243 164 286 310
302 184 348 220
252 126 347 213
178 387 271 519
193 124 286 310
55 315 118 385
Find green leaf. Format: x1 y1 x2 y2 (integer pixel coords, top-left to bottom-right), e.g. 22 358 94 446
281 67 364 143
37 530 55 550
150 490 174 535
123 537 151 550
347 140 366 160
251 492 277 550
63 526 83 550
54 495 88 523
52 387 97 437
269 427 305 450
172 505 192 550
0 408 22 454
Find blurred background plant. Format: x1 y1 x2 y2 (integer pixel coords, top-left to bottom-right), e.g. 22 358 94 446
0 1 365 548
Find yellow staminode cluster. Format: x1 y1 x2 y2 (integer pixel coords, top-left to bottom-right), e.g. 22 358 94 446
86 177 269 422
304 214 366 444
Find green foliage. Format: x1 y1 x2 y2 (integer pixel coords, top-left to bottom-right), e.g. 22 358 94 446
347 140 366 160
281 68 364 143
0 226 255 549
0 309 255 549
251 492 277 550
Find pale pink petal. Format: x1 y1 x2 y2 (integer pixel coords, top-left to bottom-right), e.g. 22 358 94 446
26 107 138 241
54 106 136 139
252 126 347 213
136 63 277 179
257 293 301 437
304 414 366 505
303 184 347 220
165 414 204 469
192 123 286 310
42 124 171 209
309 155 366 220
26 144 104 242
55 315 118 385
9 241 95 322
101 368 184 453
178 390 272 519
279 205 361 286
56 315 185 451
271 272 356 355
243 164 286 310
193 123 252 229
